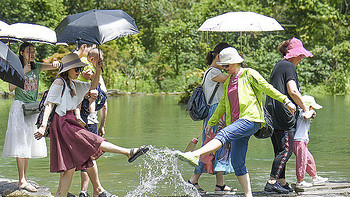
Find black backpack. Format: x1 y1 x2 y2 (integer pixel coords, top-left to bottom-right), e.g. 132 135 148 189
186 68 220 121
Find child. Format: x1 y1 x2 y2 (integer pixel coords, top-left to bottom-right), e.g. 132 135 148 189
294 95 328 188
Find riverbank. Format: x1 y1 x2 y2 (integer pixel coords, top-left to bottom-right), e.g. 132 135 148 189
1 178 350 197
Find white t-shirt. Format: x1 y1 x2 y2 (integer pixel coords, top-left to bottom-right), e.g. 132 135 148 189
45 80 91 116
294 110 311 143
202 67 224 105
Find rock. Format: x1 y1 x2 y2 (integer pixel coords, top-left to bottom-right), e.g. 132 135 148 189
0 178 53 197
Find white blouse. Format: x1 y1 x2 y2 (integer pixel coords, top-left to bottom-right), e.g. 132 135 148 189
202 67 224 105
45 80 91 116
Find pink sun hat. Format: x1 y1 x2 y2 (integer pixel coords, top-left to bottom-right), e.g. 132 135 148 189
284 37 314 59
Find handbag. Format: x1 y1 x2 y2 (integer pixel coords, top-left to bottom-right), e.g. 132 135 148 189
35 78 65 137
186 68 220 121
22 101 40 116
252 84 274 139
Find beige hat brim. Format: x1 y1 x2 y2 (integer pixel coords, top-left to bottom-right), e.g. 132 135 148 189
58 60 88 75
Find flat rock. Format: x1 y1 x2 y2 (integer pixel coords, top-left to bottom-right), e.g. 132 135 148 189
0 178 53 197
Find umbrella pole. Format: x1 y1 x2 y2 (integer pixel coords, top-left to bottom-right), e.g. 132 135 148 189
206 31 209 44
240 31 242 52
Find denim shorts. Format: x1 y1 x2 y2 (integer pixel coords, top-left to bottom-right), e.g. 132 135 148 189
215 119 260 176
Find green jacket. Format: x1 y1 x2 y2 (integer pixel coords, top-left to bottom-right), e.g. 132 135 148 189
208 68 287 127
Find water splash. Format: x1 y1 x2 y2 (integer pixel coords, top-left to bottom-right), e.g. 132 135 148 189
126 146 200 197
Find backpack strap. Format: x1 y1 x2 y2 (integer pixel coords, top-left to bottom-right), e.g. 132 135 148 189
203 67 220 105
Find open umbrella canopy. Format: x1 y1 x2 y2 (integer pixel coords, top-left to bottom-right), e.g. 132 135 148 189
0 21 9 31
0 23 57 44
55 9 139 45
0 41 24 88
198 11 284 32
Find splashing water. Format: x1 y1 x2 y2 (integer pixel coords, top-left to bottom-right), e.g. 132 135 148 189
126 146 200 197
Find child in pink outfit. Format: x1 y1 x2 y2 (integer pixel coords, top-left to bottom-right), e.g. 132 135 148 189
294 95 328 188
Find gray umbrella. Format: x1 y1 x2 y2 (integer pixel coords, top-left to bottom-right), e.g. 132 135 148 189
55 9 139 45
0 41 25 89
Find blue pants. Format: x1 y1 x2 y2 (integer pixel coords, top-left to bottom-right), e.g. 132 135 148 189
215 119 260 176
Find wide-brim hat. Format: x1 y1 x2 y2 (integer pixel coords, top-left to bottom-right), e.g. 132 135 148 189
284 37 313 59
302 95 322 109
216 47 244 65
57 53 88 75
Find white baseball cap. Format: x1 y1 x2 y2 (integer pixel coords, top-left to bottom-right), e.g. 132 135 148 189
216 47 244 65
302 95 322 109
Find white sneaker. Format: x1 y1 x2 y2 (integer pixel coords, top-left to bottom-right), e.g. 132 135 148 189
296 181 312 188
312 176 328 185
87 114 99 124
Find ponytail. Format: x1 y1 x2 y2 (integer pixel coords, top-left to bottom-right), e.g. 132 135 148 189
278 39 291 56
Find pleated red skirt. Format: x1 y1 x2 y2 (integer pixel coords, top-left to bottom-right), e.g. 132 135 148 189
49 111 105 172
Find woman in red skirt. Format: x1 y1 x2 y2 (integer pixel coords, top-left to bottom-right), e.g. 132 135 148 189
34 52 148 197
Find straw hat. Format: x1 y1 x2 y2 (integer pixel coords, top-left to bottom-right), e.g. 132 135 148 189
302 95 322 109
57 53 88 75
216 47 244 65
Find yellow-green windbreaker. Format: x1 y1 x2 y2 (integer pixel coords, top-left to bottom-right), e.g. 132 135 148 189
208 68 287 128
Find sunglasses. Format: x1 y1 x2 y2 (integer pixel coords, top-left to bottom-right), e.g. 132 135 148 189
221 65 230 68
74 67 84 73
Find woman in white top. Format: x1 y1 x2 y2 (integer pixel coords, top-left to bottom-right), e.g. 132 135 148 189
188 43 235 194
34 53 149 197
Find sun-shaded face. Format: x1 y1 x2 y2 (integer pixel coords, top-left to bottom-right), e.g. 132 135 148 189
222 63 240 75
22 46 35 63
68 67 84 79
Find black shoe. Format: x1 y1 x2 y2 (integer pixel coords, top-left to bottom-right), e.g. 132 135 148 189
264 181 290 194
283 182 294 192
79 191 89 197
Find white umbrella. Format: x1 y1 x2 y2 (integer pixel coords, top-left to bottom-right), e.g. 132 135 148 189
0 23 57 44
0 21 9 31
198 12 284 51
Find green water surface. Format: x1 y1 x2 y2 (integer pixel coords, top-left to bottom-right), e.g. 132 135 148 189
0 95 349 196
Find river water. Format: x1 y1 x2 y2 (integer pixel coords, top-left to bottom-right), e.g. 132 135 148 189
0 95 349 196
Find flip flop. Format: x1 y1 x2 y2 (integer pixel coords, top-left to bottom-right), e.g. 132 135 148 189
128 146 149 163
19 182 38 192
174 150 199 167
98 190 118 197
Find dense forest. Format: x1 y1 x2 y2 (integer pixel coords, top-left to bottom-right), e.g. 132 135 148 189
0 0 349 95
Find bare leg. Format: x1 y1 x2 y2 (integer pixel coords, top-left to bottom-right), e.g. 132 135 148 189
189 173 201 184
57 168 75 197
237 173 252 197
85 160 104 196
216 171 224 186
80 171 90 192
192 139 223 158
17 157 29 187
99 141 133 158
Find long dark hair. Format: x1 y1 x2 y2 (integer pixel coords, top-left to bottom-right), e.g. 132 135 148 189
59 72 76 97
278 39 291 57
19 42 36 70
206 42 232 65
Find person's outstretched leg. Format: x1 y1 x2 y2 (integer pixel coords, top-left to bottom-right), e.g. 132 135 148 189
98 141 147 161
192 139 222 157
57 168 75 197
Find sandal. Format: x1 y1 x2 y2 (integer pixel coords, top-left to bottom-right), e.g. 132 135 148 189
128 146 149 163
18 182 38 192
214 184 237 194
98 190 118 197
188 180 207 194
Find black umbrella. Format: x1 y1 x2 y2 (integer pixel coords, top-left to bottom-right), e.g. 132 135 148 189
0 41 24 89
55 9 139 45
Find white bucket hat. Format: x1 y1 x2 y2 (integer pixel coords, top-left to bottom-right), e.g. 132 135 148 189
302 95 322 109
216 47 244 65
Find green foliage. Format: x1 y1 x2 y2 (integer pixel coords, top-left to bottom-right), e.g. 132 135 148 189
0 0 348 95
